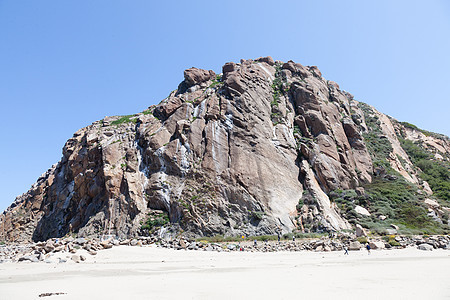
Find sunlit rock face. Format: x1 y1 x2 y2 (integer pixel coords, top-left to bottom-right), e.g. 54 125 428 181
1 57 448 242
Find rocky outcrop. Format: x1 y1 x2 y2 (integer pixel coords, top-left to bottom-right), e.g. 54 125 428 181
0 57 448 242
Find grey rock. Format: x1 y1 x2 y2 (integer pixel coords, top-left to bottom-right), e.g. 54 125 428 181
119 239 130 245
348 241 361 251
74 238 87 245
417 243 433 251
385 229 397 235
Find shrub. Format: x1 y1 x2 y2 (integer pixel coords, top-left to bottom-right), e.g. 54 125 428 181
357 237 368 244
358 102 393 167
141 213 169 231
111 115 138 125
399 138 450 202
251 211 264 220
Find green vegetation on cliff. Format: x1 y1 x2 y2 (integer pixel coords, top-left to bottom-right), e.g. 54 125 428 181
399 137 450 202
358 102 392 168
345 102 449 234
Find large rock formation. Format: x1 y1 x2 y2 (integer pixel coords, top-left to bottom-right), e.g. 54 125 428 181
1 57 449 242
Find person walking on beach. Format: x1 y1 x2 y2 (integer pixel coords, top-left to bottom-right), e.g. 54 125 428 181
277 232 281 244
344 246 349 255
366 242 371 255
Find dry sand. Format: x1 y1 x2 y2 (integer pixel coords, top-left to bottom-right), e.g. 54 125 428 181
0 245 449 299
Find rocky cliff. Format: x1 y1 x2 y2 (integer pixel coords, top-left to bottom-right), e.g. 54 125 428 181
1 57 449 242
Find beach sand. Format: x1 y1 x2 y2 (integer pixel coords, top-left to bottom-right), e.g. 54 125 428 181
0 246 449 299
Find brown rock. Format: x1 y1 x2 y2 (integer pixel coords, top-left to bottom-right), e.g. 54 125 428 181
0 57 447 244
183 68 215 87
255 56 275 66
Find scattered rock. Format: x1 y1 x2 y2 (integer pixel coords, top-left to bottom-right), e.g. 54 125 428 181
71 255 80 263
355 224 367 237
386 229 397 235
417 243 433 251
355 206 371 217
74 238 86 245
390 224 399 230
119 239 130 246
369 241 385 250
348 241 361 251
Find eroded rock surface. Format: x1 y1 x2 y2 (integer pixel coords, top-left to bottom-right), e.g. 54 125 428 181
1 57 448 242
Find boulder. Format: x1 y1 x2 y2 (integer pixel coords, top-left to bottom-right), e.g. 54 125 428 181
386 229 397 235
74 238 87 245
355 206 371 217
348 241 361 251
119 239 130 246
424 198 440 208
417 243 433 251
369 241 385 250
255 56 275 66
390 224 399 230
183 68 215 87
355 224 367 237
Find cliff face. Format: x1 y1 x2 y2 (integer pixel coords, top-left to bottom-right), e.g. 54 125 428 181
1 57 449 242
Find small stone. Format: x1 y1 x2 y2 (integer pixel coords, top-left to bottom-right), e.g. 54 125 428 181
71 255 80 263
88 250 97 256
80 255 86 261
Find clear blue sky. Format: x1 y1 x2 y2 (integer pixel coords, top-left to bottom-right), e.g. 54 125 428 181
1 0 449 212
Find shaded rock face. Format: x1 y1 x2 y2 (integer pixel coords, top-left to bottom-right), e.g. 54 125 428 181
1 57 448 242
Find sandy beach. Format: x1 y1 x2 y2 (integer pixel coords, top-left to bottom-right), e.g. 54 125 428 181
0 246 449 300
